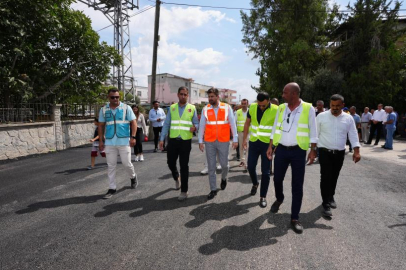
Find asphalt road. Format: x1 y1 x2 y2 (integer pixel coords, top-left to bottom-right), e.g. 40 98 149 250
0 139 405 270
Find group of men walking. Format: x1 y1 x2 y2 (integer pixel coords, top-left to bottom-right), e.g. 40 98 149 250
98 82 363 234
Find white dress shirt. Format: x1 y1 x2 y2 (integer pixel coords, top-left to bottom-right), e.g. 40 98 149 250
371 109 386 122
317 110 361 150
270 100 318 146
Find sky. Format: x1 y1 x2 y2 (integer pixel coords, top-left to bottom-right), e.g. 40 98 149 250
71 0 403 102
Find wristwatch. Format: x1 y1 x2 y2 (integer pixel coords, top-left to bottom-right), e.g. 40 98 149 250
131 136 136 139
312 146 318 151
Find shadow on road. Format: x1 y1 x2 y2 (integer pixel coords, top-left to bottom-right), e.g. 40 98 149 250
388 214 406 229
158 171 203 180
185 194 257 228
397 155 406 159
94 188 206 218
15 187 131 214
55 163 108 175
228 174 252 184
198 205 333 255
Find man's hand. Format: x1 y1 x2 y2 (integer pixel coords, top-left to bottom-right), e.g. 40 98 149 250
353 148 361 163
89 139 94 142
130 138 136 147
266 146 273 160
190 126 197 133
99 141 104 151
157 118 161 122
307 150 317 165
232 142 238 150
199 143 205 152
243 141 248 150
159 141 164 151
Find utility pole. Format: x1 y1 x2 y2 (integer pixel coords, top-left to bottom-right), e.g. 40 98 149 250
151 0 161 103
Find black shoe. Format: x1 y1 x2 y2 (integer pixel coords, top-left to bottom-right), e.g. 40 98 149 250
374 143 378 146
270 200 282 213
329 200 337 209
322 204 333 217
207 190 217 200
153 148 158 152
291 220 303 234
103 189 116 199
131 174 138 189
270 171 274 176
364 142 371 145
259 198 267 208
381 145 386 148
250 185 258 196
220 179 227 190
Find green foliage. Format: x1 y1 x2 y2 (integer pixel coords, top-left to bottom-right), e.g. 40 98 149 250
241 0 338 97
0 0 122 105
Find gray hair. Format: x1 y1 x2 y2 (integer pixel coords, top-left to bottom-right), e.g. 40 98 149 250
330 94 344 102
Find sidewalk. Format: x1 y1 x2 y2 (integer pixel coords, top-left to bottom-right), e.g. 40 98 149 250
360 138 406 165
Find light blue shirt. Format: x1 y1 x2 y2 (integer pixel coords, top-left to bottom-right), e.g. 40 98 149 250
160 103 199 141
386 112 397 130
198 103 238 143
351 113 361 126
149 107 166 127
98 102 136 146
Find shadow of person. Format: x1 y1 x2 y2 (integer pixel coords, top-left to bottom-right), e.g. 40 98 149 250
388 213 406 228
185 194 257 228
198 205 333 255
15 187 131 214
94 188 206 218
55 163 108 175
227 174 252 184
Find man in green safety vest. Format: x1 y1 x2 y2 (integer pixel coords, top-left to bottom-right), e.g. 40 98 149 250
159 87 199 201
235 99 249 169
243 92 278 208
266 82 318 234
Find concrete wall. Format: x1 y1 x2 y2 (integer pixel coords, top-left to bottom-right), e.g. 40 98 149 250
0 105 95 160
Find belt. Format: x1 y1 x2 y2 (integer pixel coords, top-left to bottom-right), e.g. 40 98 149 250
278 144 301 150
361 122 369 123
170 137 183 141
319 147 345 154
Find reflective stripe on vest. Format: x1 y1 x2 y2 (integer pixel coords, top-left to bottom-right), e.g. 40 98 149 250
249 103 278 144
169 103 195 140
273 102 311 150
103 103 130 139
236 109 247 132
203 102 230 142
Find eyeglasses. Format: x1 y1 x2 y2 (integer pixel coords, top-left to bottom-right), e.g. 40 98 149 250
109 96 120 99
279 110 300 133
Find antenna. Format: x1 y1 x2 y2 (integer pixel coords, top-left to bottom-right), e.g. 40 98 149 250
78 0 139 99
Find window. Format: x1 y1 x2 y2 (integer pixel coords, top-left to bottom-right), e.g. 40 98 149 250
185 82 188 87
137 91 141 96
194 90 197 96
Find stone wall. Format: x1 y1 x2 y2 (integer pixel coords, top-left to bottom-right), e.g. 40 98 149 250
0 104 95 160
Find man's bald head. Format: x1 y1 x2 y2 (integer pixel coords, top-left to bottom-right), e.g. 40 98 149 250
285 82 301 96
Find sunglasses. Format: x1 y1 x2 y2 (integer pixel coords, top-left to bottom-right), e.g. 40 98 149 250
109 96 120 99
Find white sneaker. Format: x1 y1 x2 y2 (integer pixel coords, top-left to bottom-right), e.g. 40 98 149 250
178 192 188 201
217 165 222 170
134 156 139 162
175 177 181 190
139 155 144 161
200 167 208 175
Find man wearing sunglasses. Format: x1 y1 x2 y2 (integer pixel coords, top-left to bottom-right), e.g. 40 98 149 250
266 82 318 234
98 88 138 199
243 92 278 208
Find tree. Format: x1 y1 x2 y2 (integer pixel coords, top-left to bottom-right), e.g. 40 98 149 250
241 0 340 97
0 0 121 105
338 0 406 109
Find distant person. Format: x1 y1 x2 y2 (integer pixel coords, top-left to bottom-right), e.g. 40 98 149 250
87 117 106 170
361 107 372 142
131 105 147 162
234 99 249 168
315 100 325 116
381 106 397 150
199 88 238 200
366 104 386 145
98 88 138 199
316 94 361 217
349 106 361 152
271 98 279 106
149 101 166 152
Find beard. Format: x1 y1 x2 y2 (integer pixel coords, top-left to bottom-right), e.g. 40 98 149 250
209 99 217 105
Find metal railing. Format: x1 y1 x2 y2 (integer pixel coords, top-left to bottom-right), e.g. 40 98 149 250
60 104 104 121
0 103 53 123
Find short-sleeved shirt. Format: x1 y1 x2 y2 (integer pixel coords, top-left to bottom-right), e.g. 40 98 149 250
386 112 397 129
98 103 136 146
247 103 271 123
351 113 361 127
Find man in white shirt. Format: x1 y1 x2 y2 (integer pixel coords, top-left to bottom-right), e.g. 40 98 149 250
266 82 318 234
361 107 372 142
149 101 167 152
317 94 361 217
365 104 386 145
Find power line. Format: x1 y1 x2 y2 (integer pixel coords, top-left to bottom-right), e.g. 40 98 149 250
160 1 406 14
96 5 156 32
